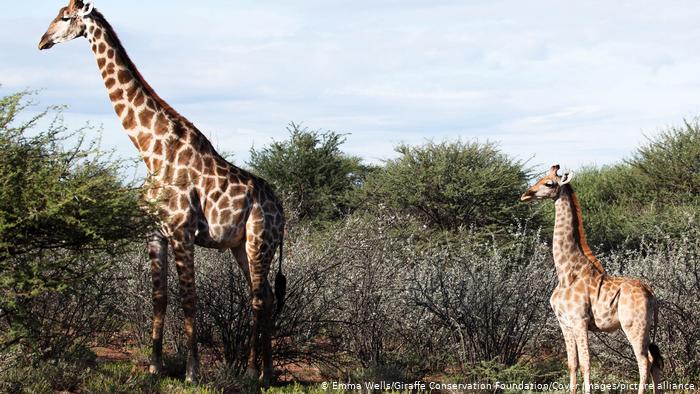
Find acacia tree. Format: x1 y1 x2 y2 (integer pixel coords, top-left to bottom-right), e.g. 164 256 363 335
363 141 537 233
564 121 700 251
248 122 371 223
0 91 152 361
631 119 700 198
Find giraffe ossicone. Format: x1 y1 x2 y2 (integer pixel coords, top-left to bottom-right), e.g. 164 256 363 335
39 0 286 386
78 0 93 17
522 164 663 394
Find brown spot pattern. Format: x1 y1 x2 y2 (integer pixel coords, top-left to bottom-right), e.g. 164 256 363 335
139 109 155 127
122 108 136 129
117 70 131 84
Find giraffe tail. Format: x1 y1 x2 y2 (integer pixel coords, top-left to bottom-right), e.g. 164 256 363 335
649 343 664 371
273 237 286 316
649 299 664 370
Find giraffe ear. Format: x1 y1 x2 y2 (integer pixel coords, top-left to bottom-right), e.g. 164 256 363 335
78 0 94 17
68 0 83 11
548 164 560 176
559 169 573 185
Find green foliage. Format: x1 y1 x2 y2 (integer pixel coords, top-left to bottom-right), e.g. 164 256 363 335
363 140 537 232
457 359 565 390
0 359 92 393
248 122 371 222
559 121 700 251
0 91 153 359
0 93 150 258
263 383 419 394
630 119 700 199
348 362 411 385
557 165 654 250
0 360 230 394
264 382 323 394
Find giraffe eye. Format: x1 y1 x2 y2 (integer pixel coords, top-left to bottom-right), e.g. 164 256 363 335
545 181 555 188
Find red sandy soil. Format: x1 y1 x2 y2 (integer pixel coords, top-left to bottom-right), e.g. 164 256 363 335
90 335 327 385
277 362 323 384
92 346 133 362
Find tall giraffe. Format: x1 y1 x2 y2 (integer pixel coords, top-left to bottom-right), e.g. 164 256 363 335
521 165 663 394
39 0 286 385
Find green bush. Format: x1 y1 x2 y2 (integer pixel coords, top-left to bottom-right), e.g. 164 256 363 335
248 122 372 223
363 140 538 233
0 359 92 393
570 165 697 251
0 91 153 361
587 223 700 382
556 165 650 251
456 359 565 390
630 119 700 199
555 121 700 251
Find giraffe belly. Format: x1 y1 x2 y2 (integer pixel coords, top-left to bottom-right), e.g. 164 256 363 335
588 316 621 332
589 303 621 332
194 220 246 249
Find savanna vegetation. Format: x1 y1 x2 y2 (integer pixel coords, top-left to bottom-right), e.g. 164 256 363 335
1 90 699 393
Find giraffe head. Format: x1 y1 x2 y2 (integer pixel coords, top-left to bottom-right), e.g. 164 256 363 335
38 0 94 50
520 164 573 202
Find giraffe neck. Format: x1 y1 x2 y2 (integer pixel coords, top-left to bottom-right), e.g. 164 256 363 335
83 11 188 174
552 185 605 286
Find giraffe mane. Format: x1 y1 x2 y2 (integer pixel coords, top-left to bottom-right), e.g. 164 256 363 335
566 185 606 274
91 9 198 132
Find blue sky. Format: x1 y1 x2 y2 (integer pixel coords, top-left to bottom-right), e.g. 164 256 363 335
3 1 700 173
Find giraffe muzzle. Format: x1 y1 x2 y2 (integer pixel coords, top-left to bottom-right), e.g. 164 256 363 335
520 191 535 202
38 34 55 50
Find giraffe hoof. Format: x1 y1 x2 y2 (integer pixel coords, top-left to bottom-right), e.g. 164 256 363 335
148 363 163 375
259 370 272 388
184 363 199 383
245 366 259 380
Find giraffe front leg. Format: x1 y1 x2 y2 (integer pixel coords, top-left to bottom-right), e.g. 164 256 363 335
573 324 591 394
560 326 579 394
148 230 168 375
171 234 199 383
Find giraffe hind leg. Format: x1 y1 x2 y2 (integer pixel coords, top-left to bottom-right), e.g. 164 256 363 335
244 248 262 380
243 241 275 387
621 319 651 393
649 343 663 394
232 245 261 380
230 245 256 375
245 294 261 381
620 292 661 394
259 280 275 387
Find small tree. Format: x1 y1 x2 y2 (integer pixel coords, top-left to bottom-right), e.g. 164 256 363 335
630 119 700 199
248 122 370 222
0 91 152 362
566 121 700 251
363 140 536 232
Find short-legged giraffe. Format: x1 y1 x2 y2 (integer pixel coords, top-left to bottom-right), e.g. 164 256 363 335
38 0 286 385
521 165 663 394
